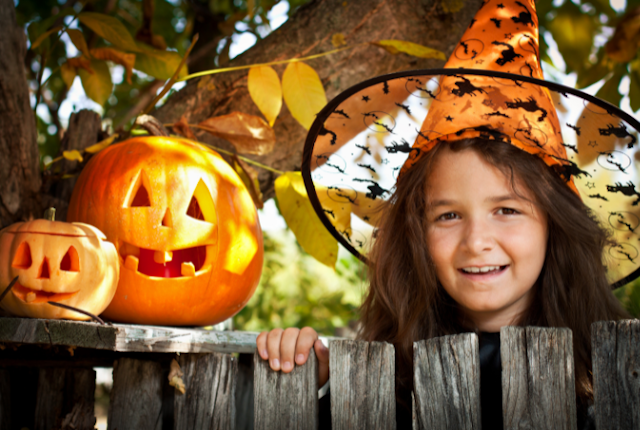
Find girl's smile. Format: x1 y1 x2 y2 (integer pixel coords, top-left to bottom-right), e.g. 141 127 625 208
426 147 548 332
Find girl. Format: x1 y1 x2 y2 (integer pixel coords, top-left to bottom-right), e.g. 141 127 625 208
258 0 638 427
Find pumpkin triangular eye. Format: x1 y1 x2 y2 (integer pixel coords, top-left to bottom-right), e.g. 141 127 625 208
186 179 216 223
12 242 32 269
124 170 152 208
60 246 80 272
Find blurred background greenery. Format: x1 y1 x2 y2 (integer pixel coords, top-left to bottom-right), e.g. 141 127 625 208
14 0 640 333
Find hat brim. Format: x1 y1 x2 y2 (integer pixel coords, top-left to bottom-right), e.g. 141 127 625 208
302 68 640 289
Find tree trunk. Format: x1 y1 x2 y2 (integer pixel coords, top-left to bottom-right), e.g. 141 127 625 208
0 0 41 227
155 0 482 199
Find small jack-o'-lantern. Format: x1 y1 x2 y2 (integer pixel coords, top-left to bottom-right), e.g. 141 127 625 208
67 136 263 326
0 208 119 320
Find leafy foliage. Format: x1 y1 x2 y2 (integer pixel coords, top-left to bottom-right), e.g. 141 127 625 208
233 231 366 335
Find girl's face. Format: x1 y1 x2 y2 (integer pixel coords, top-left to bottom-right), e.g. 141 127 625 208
426 147 548 332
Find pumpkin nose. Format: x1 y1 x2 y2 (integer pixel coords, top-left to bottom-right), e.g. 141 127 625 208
162 208 173 227
38 258 50 279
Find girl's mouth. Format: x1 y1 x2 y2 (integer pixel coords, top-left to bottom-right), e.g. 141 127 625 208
458 265 508 278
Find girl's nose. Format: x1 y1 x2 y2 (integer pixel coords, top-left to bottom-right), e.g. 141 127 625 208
463 218 495 255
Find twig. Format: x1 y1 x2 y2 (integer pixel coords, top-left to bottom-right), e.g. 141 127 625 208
47 301 108 325
0 277 19 302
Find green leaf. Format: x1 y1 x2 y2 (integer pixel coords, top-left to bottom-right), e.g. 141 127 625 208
31 26 63 50
78 60 113 106
547 2 599 73
576 48 611 89
371 40 446 60
60 61 77 89
27 7 75 46
275 172 338 268
66 29 90 57
134 43 187 80
595 69 625 107
78 12 141 52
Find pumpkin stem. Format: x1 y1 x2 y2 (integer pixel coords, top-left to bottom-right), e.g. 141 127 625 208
47 301 109 325
0 276 19 302
44 208 56 221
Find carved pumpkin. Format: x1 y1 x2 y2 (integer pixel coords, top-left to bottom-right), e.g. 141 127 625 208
67 136 263 326
0 209 119 320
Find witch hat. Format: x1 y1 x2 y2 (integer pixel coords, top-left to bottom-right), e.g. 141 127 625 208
302 0 640 288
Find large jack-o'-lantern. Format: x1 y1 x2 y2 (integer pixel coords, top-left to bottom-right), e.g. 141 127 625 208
67 137 263 326
0 209 119 320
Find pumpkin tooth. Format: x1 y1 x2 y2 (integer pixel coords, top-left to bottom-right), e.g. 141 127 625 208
125 255 139 272
25 292 36 303
154 251 173 264
181 262 196 277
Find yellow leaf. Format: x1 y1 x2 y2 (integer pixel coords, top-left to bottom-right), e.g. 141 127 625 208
606 6 640 63
62 150 83 163
67 56 94 74
198 112 276 155
331 33 346 48
60 62 77 89
168 359 186 394
66 29 90 57
247 0 255 18
371 40 446 60
134 43 187 80
78 12 141 52
282 62 327 130
85 134 118 154
248 66 282 127
78 60 113 106
31 26 63 50
90 47 136 84
275 172 338 268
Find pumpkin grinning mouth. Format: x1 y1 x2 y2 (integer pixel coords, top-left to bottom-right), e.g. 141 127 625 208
119 241 207 278
12 283 79 304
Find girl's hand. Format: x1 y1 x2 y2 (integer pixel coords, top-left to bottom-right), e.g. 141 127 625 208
256 327 330 387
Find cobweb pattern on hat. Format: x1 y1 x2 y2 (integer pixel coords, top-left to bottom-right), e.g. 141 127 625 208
301 1 640 288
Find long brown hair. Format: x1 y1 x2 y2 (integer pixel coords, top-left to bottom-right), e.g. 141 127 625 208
358 137 629 405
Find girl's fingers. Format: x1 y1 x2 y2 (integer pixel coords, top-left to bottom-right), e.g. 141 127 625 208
266 328 284 371
256 331 269 360
314 339 330 388
294 327 319 365
279 328 301 373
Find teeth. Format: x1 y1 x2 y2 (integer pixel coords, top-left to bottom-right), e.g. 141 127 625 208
26 292 36 303
462 266 501 274
181 262 196 277
154 251 173 264
125 255 139 272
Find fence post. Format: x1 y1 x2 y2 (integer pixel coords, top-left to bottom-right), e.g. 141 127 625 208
174 353 237 430
253 350 318 430
592 319 640 430
330 340 396 430
108 358 164 430
413 333 480 430
501 326 577 430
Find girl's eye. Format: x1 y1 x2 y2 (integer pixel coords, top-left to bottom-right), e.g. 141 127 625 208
437 212 458 221
497 207 519 215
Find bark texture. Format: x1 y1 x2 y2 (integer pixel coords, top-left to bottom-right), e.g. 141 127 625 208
0 0 41 227
155 0 483 199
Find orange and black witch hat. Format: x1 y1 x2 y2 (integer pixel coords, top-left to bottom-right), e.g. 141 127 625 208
302 0 640 288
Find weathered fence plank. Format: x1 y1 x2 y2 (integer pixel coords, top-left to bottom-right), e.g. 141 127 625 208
501 326 577 430
174 352 237 430
413 333 480 430
253 350 318 430
330 340 396 430
34 367 96 430
108 358 163 430
592 319 640 430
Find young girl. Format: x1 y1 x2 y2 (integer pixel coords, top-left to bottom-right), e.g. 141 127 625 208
257 0 637 427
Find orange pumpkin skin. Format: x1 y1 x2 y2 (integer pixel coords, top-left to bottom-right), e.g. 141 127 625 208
0 219 119 320
67 137 263 326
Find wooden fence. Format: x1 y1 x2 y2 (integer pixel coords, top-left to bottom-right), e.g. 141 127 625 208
0 317 638 429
